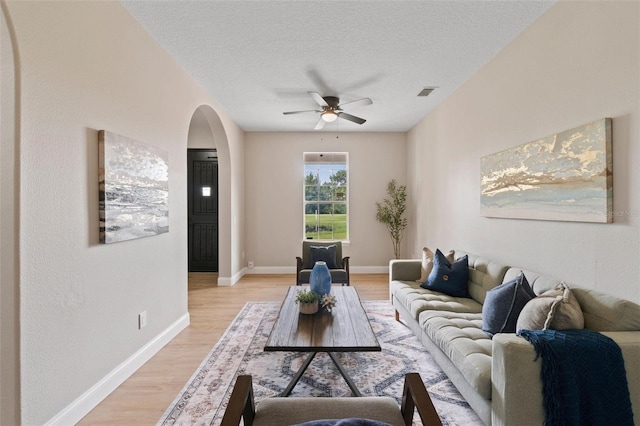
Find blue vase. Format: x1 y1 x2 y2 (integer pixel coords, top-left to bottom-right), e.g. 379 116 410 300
309 261 332 297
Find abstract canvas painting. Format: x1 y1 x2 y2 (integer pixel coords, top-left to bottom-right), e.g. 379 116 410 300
481 118 612 223
99 130 169 243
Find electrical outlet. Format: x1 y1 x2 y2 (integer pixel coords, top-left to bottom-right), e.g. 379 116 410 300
138 311 147 329
248 261 254 269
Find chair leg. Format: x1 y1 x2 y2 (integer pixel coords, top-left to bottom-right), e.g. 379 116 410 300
221 375 255 426
401 373 442 426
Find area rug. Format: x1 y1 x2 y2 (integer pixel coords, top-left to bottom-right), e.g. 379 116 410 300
158 301 483 426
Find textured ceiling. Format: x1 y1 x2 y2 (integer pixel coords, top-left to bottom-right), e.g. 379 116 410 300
121 1 555 132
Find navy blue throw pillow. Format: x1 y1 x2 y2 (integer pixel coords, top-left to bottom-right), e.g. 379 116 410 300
309 245 338 269
421 249 469 298
482 272 536 337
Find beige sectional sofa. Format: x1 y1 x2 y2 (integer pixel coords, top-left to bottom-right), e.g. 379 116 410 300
389 250 640 425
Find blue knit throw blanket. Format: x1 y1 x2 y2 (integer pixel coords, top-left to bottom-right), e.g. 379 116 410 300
519 329 634 426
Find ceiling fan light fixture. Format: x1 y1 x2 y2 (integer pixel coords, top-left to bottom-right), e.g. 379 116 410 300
321 111 338 122
283 92 370 128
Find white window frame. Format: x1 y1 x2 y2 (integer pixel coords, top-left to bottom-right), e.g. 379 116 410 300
303 152 349 242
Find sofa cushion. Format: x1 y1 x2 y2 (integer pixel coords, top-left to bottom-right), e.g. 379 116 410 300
517 283 584 331
482 272 536 337
310 245 338 269
392 280 482 320
572 288 640 331
455 250 510 305
416 247 454 283
422 250 470 298
502 268 563 296
504 267 640 331
419 310 492 400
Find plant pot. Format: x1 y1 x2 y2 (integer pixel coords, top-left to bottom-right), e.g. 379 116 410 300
299 302 319 315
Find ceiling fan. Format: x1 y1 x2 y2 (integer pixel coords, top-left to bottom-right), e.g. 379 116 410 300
283 91 373 130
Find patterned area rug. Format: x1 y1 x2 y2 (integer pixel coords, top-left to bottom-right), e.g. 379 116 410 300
159 301 483 426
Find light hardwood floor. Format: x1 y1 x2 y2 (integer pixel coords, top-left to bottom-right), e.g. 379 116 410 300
78 273 389 425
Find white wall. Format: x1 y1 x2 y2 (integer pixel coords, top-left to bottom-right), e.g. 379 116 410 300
226 117 246 280
407 1 640 304
245 131 407 271
1 2 20 424
3 1 244 424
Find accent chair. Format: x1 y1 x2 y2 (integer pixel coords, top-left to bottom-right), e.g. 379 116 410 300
220 373 442 426
296 240 350 286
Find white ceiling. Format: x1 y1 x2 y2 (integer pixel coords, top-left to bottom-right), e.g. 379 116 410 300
121 0 555 132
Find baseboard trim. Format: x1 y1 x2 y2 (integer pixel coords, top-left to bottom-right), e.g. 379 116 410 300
217 268 246 286
245 266 296 274
350 266 389 274
45 313 190 426
244 266 390 274
217 265 389 284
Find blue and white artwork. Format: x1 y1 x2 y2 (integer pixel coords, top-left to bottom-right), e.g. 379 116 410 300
99 130 169 243
481 118 612 223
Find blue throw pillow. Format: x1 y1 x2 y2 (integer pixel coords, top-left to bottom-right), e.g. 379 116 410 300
309 245 338 269
482 272 536 337
421 249 469 298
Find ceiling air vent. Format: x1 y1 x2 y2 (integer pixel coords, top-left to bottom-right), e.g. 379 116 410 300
418 87 437 97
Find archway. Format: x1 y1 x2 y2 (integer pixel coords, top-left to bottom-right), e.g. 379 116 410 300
1 3 21 424
187 105 232 283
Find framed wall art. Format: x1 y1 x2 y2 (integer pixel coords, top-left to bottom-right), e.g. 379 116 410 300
481 118 612 223
99 130 169 243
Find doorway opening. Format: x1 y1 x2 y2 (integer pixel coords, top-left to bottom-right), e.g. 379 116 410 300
187 105 232 284
187 149 218 272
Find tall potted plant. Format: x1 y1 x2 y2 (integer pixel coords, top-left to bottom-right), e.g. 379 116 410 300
375 179 408 259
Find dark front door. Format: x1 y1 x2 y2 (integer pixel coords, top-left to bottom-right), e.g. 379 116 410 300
188 149 218 272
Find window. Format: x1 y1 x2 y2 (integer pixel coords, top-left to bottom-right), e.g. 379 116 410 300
304 152 348 241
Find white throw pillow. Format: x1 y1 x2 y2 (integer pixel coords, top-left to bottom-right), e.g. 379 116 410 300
516 282 584 332
416 247 454 283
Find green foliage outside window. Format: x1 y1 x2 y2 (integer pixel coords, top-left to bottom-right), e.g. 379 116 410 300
304 153 348 240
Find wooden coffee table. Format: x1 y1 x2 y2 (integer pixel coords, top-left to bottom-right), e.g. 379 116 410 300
264 286 381 396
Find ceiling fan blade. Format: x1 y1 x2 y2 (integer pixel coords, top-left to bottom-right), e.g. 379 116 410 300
314 117 326 130
338 112 366 125
338 97 373 109
308 91 329 107
283 109 321 115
